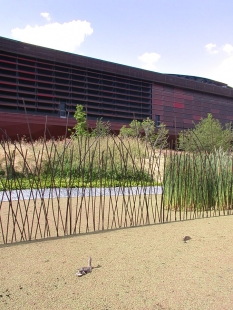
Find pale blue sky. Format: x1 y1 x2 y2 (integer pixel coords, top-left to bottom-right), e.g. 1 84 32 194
1 0 233 86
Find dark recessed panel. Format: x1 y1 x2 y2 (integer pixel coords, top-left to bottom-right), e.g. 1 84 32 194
163 106 174 113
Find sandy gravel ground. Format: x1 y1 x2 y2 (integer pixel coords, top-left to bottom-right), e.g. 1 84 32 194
1 215 233 310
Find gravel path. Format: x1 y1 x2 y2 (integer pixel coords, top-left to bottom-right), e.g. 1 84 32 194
1 215 233 309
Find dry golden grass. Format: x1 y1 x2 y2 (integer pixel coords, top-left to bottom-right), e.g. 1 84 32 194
0 136 165 180
0 138 62 176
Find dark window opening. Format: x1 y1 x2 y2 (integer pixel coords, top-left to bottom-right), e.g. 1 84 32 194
60 102 66 118
155 115 160 127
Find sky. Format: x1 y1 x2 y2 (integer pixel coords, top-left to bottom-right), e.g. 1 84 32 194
0 0 233 87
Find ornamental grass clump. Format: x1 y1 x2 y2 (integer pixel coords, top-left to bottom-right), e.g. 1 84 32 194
42 135 155 188
163 148 233 211
0 135 160 190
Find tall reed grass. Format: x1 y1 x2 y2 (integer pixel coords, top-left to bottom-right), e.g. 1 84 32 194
163 148 233 212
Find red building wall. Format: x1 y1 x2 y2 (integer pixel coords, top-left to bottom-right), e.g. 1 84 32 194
152 83 233 136
0 37 233 141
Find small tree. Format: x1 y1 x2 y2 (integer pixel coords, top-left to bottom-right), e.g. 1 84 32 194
92 118 111 137
151 123 169 149
141 117 155 141
71 104 89 136
129 120 142 137
178 113 233 152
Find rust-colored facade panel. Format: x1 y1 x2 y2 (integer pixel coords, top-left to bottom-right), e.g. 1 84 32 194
174 94 185 102
152 94 163 100
184 113 193 119
163 92 173 99
183 94 193 100
183 119 193 124
193 115 202 121
174 97 185 104
152 83 233 136
174 103 184 109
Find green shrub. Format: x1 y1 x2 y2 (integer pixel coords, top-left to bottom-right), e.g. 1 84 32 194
141 117 155 141
119 125 134 138
119 120 142 138
178 114 233 152
150 123 169 149
91 118 111 137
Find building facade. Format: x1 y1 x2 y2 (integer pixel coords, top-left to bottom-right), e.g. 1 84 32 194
0 36 233 140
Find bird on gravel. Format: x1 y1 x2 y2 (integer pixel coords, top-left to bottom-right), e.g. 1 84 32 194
76 257 92 277
183 236 192 243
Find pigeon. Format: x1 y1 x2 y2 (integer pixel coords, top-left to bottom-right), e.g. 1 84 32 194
183 236 192 243
76 257 92 277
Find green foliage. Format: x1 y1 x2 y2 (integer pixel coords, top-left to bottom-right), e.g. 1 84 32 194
129 120 142 137
119 118 169 149
141 118 155 141
91 118 111 137
141 118 168 148
178 113 233 152
0 173 154 191
0 136 160 191
119 120 142 138
163 148 233 211
150 123 169 149
119 125 133 138
71 104 89 136
41 136 154 187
